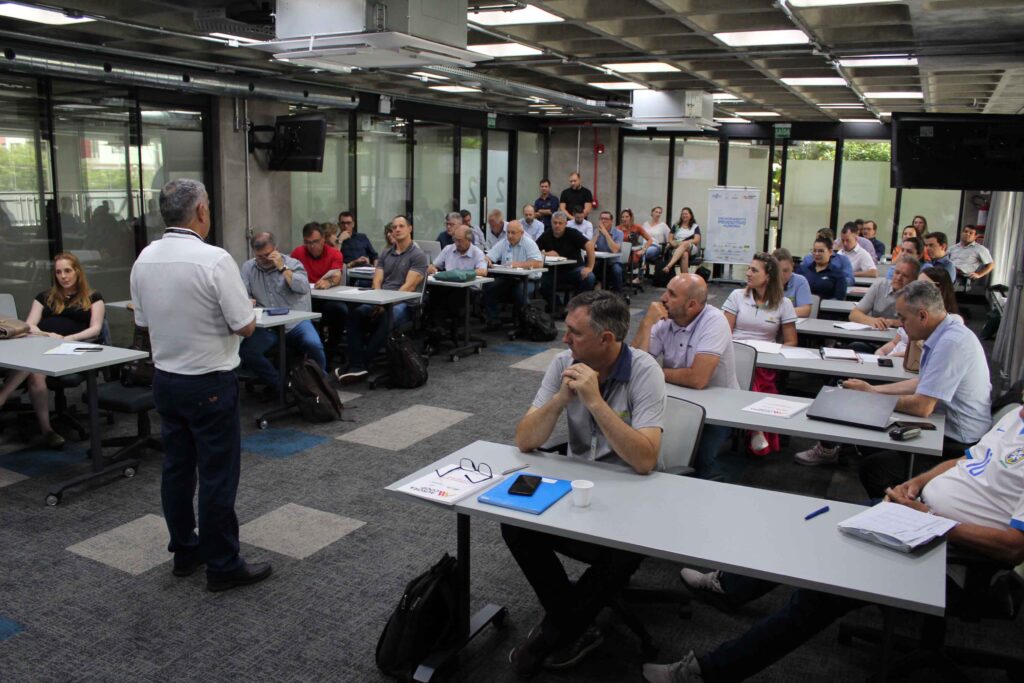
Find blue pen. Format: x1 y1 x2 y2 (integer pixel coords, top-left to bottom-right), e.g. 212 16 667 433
804 505 829 521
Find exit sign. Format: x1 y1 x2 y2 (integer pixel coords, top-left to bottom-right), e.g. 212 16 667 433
774 123 791 140
487 112 497 129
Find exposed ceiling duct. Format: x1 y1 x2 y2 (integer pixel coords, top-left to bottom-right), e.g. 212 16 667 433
623 91 718 131
0 45 358 109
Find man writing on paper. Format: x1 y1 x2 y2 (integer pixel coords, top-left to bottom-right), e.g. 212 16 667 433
632 273 739 480
644 399 1024 683
505 290 665 676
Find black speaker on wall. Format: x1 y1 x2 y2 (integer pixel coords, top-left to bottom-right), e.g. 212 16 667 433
269 114 327 172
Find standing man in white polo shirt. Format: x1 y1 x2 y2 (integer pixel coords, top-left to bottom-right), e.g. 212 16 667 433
130 179 272 593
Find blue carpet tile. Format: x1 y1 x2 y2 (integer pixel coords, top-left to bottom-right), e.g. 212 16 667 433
0 617 24 641
489 342 550 357
242 428 330 460
0 445 87 478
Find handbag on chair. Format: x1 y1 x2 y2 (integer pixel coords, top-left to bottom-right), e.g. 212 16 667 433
0 317 29 339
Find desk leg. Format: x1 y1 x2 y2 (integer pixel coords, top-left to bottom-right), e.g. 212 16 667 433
412 513 507 683
256 325 296 429
367 304 395 389
449 287 485 361
44 370 140 506
549 267 559 316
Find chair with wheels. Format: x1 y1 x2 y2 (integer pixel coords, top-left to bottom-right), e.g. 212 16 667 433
84 379 162 464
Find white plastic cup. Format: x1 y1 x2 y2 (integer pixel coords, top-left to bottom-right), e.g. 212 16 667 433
571 479 594 508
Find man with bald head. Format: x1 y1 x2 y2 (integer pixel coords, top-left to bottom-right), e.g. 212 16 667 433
632 274 739 480
483 220 543 329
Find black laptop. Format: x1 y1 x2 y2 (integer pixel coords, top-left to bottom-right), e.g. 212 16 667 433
806 386 898 431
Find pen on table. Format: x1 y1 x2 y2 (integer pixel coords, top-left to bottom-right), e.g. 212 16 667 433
75 347 103 352
502 464 529 475
804 505 829 521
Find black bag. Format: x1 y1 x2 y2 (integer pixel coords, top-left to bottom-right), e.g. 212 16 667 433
120 324 155 387
518 302 557 341
695 265 712 282
287 358 343 422
376 554 460 680
652 266 673 288
386 332 429 389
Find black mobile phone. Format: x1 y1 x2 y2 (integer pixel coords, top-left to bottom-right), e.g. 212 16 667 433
877 357 894 367
508 474 542 496
889 425 921 441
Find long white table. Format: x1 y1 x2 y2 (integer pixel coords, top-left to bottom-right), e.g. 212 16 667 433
820 299 856 315
386 440 947 680
0 335 149 505
756 350 915 383
666 385 944 456
423 275 494 361
795 317 897 344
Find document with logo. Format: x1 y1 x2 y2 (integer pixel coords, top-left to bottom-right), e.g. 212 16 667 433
838 502 956 552
742 397 808 419
397 465 503 505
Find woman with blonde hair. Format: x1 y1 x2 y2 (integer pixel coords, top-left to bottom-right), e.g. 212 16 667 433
0 252 105 448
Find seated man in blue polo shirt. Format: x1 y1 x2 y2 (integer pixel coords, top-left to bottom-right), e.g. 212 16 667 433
644 399 1024 683
336 211 378 267
632 274 739 480
239 231 326 393
922 231 957 282
482 220 543 328
506 291 665 676
592 210 624 293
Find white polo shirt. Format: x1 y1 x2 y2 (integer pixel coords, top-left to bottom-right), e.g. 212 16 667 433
840 243 876 274
130 228 255 375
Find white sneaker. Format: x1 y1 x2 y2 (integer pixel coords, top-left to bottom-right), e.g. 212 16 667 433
749 431 769 452
643 651 705 683
679 568 725 595
794 442 838 466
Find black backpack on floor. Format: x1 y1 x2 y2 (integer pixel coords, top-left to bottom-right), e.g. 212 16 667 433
519 302 557 341
376 554 460 680
287 359 343 423
387 332 429 388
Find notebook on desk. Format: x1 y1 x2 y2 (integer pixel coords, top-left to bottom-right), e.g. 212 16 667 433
478 475 571 515
806 386 897 431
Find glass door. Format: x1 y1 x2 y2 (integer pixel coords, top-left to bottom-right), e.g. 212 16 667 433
779 141 836 255
486 130 510 220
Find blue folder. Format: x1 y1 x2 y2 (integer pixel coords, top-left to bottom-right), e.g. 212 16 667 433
478 475 572 515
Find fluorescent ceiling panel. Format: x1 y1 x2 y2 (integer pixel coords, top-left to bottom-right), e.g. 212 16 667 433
789 0 901 6
838 57 918 68
588 81 648 90
862 91 924 99
840 118 882 123
715 30 809 47
0 2 93 24
733 111 781 117
781 77 848 86
713 93 743 101
467 42 542 57
209 32 262 45
715 117 750 123
601 62 680 73
819 103 865 108
467 5 563 26
429 85 481 93
411 71 448 81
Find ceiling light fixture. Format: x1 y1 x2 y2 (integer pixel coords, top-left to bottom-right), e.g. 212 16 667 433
839 118 882 123
429 85 482 93
411 71 448 81
467 5 563 26
467 42 543 57
733 111 781 117
209 32 263 45
781 77 848 86
715 117 750 123
862 91 924 99
819 103 865 108
713 93 743 102
601 62 680 73
789 0 901 7
714 29 809 47
838 56 918 68
0 2 93 25
588 81 649 90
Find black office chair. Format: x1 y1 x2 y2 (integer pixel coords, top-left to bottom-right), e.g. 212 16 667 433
83 380 162 462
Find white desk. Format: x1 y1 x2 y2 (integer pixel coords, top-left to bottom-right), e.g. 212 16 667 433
486 266 549 336
0 335 149 505
820 299 855 315
755 350 915 383
310 285 421 307
847 286 868 300
386 440 947 680
855 276 884 288
665 385 944 457
796 317 897 344
251 309 321 429
594 251 620 288
542 257 579 315
425 275 494 360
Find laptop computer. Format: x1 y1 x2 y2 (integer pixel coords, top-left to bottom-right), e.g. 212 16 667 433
806 386 898 431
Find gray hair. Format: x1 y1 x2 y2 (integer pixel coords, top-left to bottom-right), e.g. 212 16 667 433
250 231 276 250
159 178 207 227
455 225 473 241
445 211 462 223
894 253 921 277
552 210 569 222
897 279 944 315
566 290 630 342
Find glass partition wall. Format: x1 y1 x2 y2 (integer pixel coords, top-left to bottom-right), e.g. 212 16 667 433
516 131 544 222
412 122 455 236
290 113 350 246
621 137 671 224
837 141 896 249
779 141 836 255
672 139 719 235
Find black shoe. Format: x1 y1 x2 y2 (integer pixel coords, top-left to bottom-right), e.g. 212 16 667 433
172 555 205 577
508 626 552 679
543 626 604 670
206 562 273 592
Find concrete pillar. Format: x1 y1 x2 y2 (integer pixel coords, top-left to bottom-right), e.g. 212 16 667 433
546 126 619 223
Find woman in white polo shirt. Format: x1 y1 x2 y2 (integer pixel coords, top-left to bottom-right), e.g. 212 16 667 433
723 252 798 456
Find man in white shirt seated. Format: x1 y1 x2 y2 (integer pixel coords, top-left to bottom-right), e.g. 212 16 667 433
644 399 1024 683
483 209 508 250
838 223 877 278
566 205 594 240
631 274 739 480
948 224 994 283
521 203 545 241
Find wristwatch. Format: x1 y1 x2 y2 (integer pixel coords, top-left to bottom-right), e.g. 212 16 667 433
278 266 288 273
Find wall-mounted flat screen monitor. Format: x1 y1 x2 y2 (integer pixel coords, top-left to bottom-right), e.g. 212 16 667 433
269 114 327 172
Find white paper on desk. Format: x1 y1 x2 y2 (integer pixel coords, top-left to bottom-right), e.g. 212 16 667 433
344 288 376 295
742 397 808 419
779 347 820 360
858 353 880 365
253 307 264 317
834 321 872 331
44 343 101 355
735 339 782 355
397 465 503 505
821 347 860 361
838 502 957 552
544 256 568 262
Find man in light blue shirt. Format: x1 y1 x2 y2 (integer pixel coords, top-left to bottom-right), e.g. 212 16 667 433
567 205 594 240
521 203 545 241
922 231 957 282
428 226 488 276
593 210 624 293
484 209 509 250
483 220 543 328
774 248 812 317
840 280 991 496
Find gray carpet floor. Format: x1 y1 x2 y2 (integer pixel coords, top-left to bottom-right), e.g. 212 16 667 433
0 281 1018 682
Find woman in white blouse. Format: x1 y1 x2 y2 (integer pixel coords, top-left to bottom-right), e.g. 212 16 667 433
642 206 672 253
723 252 798 456
663 207 701 274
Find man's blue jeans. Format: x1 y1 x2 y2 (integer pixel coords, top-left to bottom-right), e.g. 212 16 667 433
693 423 733 480
346 302 413 372
540 266 595 304
483 278 529 324
595 261 624 292
238 320 326 390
